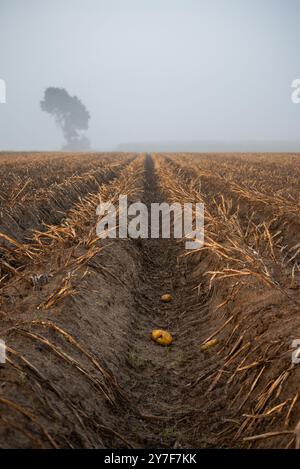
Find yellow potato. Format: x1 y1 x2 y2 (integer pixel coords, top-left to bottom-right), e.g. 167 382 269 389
151 329 173 346
200 339 219 351
161 294 173 303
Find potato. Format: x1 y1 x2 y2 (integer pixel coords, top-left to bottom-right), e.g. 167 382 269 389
151 329 173 346
200 339 219 351
160 294 173 303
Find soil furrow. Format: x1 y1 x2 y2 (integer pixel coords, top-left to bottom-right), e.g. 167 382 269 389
0 152 300 449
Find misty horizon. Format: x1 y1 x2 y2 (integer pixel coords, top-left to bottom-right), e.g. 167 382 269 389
1 0 300 152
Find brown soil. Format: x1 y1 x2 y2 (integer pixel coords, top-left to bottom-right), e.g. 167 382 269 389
0 152 299 449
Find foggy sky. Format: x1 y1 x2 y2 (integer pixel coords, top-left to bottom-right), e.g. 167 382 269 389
0 0 300 151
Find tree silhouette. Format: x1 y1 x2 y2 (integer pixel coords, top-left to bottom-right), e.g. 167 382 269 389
41 87 91 150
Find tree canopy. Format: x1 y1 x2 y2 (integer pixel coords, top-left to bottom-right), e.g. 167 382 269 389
41 87 91 150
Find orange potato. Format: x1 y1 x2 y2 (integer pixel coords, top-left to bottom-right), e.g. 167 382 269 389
151 329 173 346
160 294 173 303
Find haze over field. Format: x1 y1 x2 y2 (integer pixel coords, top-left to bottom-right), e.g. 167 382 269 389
0 0 300 151
1 2 300 449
